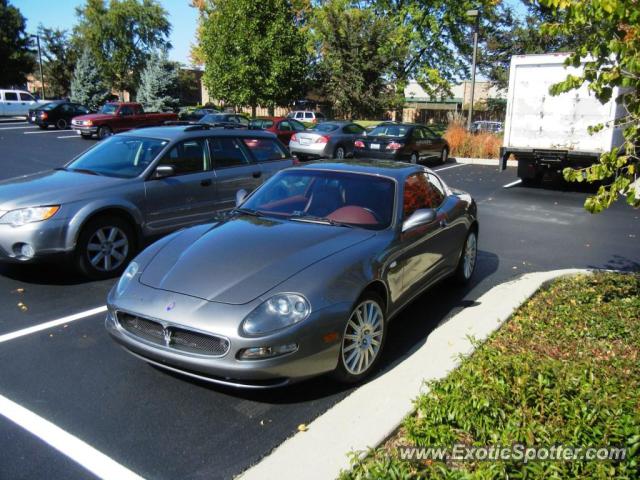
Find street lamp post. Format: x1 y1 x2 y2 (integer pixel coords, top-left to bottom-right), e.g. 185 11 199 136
466 9 479 131
31 34 45 99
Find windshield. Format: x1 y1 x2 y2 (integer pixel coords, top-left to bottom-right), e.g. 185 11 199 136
200 114 228 123
66 136 168 178
249 119 274 129
368 124 410 137
311 123 339 133
100 104 118 115
40 102 61 111
241 170 395 229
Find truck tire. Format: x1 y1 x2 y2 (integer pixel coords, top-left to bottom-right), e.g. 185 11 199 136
97 125 113 140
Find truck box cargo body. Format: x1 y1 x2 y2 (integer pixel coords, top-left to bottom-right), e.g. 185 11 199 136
500 53 625 183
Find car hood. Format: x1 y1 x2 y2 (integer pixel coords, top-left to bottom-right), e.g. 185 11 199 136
0 170 125 210
72 113 116 122
139 216 375 304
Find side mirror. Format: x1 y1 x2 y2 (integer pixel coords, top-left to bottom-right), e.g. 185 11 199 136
235 189 248 207
154 165 174 179
402 208 437 233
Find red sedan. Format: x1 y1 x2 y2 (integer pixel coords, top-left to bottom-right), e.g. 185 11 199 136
250 116 306 145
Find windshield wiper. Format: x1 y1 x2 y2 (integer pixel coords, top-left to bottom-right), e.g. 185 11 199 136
231 207 264 217
290 214 353 228
68 168 103 176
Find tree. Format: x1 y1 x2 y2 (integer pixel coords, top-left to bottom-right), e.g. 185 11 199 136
198 0 309 116
539 0 639 212
74 0 171 97
136 52 179 112
37 26 77 98
311 0 398 119
0 0 34 88
70 49 110 110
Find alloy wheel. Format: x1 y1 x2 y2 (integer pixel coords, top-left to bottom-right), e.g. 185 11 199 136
56 118 67 129
410 153 418 164
86 226 129 272
463 231 477 279
341 300 384 376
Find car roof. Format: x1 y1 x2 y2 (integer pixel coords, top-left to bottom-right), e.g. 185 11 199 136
120 125 278 141
293 159 427 180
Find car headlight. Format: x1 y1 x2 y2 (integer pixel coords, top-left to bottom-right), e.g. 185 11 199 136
241 293 311 336
0 206 60 227
116 261 139 296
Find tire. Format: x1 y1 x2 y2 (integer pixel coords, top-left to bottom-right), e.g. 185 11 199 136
440 147 449 165
334 146 346 159
332 293 386 384
55 118 68 129
97 125 112 140
454 229 478 284
410 152 419 164
75 215 136 280
38 125 48 130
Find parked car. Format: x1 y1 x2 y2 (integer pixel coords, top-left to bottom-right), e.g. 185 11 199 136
28 101 91 130
179 108 220 122
0 124 293 278
0 89 47 116
287 110 327 124
353 122 449 165
470 120 503 134
289 121 367 160
106 160 478 388
199 113 250 127
249 116 306 144
71 102 178 140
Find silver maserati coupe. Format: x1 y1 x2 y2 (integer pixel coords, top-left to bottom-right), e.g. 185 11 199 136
106 160 478 388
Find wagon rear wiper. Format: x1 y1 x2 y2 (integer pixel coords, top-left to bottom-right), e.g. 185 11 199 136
232 207 264 217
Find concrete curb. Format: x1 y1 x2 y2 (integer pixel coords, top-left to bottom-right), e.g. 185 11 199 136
453 157 518 167
239 269 590 480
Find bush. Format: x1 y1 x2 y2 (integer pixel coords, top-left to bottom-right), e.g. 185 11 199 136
342 273 640 479
444 121 502 159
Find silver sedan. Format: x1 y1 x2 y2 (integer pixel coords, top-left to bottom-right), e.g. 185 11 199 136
288 121 366 160
106 160 478 388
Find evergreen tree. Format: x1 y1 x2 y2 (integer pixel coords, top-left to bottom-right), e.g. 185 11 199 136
136 53 179 112
70 49 110 110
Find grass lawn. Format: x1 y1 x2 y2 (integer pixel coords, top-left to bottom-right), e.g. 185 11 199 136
341 272 640 479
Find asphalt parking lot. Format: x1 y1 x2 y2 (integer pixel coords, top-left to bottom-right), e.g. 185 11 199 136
0 119 639 479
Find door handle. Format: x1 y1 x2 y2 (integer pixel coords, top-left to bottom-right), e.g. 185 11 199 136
200 179 212 187
252 171 262 178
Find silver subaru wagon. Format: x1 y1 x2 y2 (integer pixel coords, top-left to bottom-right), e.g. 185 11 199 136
0 125 293 278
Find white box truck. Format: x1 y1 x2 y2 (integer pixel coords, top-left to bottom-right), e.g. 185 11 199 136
500 53 626 184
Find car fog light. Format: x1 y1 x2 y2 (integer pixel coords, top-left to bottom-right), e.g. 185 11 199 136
21 244 35 258
237 343 298 360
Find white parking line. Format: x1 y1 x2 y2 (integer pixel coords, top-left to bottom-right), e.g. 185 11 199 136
0 125 35 130
0 306 107 344
433 163 467 172
503 179 523 188
0 393 144 480
23 130 64 134
57 135 80 139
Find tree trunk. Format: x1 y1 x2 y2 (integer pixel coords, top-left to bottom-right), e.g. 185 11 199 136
268 105 275 116
251 104 257 118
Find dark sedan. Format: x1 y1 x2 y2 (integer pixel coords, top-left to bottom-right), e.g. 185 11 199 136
28 101 91 130
200 113 250 127
354 122 449 165
179 108 220 122
106 160 478 388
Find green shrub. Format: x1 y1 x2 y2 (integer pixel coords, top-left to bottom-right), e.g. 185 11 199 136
342 273 640 479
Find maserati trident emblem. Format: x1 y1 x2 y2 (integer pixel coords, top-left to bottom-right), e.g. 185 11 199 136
163 328 171 346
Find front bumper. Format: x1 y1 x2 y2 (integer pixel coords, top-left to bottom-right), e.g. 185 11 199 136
0 218 71 262
72 123 98 135
106 283 348 388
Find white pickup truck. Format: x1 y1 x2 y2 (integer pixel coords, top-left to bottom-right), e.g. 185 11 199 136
0 89 48 117
500 53 626 184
